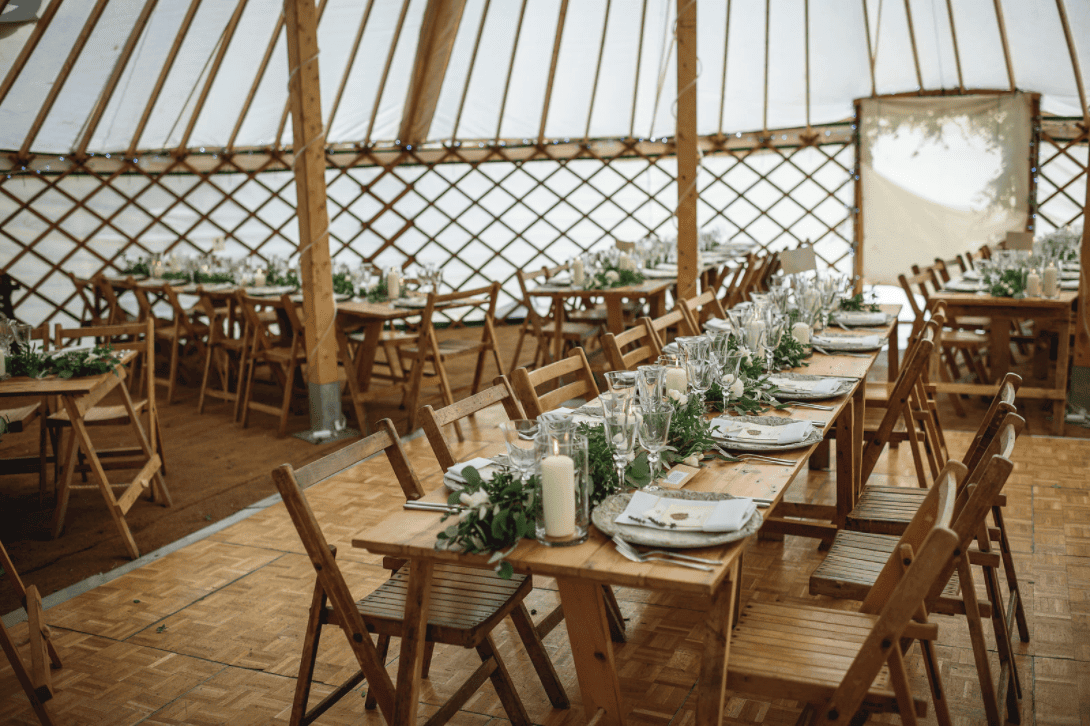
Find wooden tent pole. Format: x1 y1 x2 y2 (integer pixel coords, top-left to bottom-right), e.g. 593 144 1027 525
675 0 698 300
717 0 731 137
853 98 864 293
275 0 330 150
326 1 375 137
177 0 250 153
496 0 529 143
365 0 412 145
1055 0 1088 125
127 0 203 157
0 0 65 110
228 14 287 153
78 0 159 157
399 0 464 146
993 0 1015 92
538 0 567 145
945 0 964 92
19 0 110 158
284 0 340 420
902 0 923 90
761 0 770 133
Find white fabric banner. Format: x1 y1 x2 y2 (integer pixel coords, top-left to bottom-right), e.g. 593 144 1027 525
860 93 1031 285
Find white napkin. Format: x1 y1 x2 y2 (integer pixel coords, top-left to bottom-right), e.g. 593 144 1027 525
768 376 840 396
445 457 495 484
615 490 756 532
835 311 886 326
547 272 572 285
712 418 814 444
663 342 679 355
704 317 732 333
655 263 679 272
813 334 880 348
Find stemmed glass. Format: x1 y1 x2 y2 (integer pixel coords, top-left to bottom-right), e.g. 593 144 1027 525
0 318 14 380
684 344 716 410
637 401 673 487
11 322 32 354
635 365 665 407
600 392 638 490
715 349 744 411
499 420 540 486
604 370 637 398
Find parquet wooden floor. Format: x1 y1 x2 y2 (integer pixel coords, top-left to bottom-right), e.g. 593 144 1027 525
3 399 1090 724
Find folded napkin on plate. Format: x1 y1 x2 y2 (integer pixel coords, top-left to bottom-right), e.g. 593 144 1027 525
445 457 495 484
663 342 679 355
813 334 880 348
546 273 572 285
655 263 679 272
390 298 428 308
768 376 840 395
835 311 887 326
704 317 732 332
711 417 814 445
615 490 755 532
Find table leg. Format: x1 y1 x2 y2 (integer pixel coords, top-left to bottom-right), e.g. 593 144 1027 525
697 560 741 726
605 297 626 335
337 324 368 431
394 559 434 725
50 420 81 539
835 397 856 530
355 321 384 392
990 315 1012 377
853 385 864 500
553 296 565 363
556 577 624 725
648 290 666 319
1053 314 1072 435
888 317 900 381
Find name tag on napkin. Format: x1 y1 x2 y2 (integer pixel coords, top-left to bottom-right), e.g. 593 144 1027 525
615 491 756 532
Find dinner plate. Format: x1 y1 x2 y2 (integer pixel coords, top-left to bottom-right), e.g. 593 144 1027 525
712 414 823 452
591 489 762 548
811 334 886 352
767 372 855 400
246 285 296 296
830 311 892 327
389 297 429 308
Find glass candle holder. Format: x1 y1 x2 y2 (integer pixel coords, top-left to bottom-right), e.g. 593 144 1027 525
534 429 589 547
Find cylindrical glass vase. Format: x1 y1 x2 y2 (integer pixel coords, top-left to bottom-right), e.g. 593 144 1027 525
534 430 590 547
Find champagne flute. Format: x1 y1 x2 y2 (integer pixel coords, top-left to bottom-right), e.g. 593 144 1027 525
637 401 673 486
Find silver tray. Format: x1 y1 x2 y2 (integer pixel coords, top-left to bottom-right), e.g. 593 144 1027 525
767 372 855 400
713 414 823 452
811 334 886 352
592 489 763 548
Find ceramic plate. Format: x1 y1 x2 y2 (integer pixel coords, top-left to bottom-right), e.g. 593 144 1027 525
712 414 823 452
246 285 296 297
592 489 763 548
830 311 893 327
767 372 855 400
811 334 886 352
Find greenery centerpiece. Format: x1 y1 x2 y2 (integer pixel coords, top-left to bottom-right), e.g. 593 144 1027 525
332 271 355 297
708 339 790 416
984 267 1027 298
118 256 150 277
9 344 122 380
1038 226 1081 263
838 292 881 313
585 265 645 290
365 278 389 303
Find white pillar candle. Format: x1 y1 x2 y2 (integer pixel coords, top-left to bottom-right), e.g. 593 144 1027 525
541 454 576 538
388 270 401 299
1043 262 1059 298
663 366 688 394
572 258 585 287
1025 269 1041 297
791 321 811 345
0 354 6 379
253 271 266 287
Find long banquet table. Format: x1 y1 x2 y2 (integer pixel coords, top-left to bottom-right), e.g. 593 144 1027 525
351 314 898 724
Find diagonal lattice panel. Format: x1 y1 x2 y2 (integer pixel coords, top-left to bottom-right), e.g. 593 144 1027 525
1037 129 1088 234
1 140 854 328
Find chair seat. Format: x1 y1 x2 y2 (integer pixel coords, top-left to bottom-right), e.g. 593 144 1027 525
48 398 148 426
542 320 600 340
155 322 210 340
809 531 961 603
0 403 40 432
355 563 531 648
728 600 926 717
943 329 989 347
845 485 927 535
397 339 486 359
946 315 990 330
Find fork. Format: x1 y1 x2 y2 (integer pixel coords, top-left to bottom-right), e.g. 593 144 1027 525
611 536 716 570
779 401 834 410
613 534 724 565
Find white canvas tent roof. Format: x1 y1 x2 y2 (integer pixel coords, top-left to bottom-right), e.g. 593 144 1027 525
0 0 1087 157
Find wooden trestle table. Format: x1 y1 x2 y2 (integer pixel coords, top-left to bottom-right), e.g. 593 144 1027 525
352 316 899 724
0 354 168 559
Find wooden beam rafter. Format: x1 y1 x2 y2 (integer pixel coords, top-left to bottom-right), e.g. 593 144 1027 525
325 0 375 136
0 0 66 110
400 0 467 146
1055 0 1088 124
630 0 648 138
762 0 770 133
993 0 1015 91
19 0 110 158
77 0 160 157
365 0 412 145
861 0 877 97
495 0 528 143
583 0 612 143
538 0 567 144
902 0 923 90
944 0 964 92
452 0 491 143
227 13 285 152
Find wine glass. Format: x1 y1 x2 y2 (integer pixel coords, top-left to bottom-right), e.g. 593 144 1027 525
11 322 32 354
0 318 14 380
684 345 716 410
499 420 540 486
600 392 638 491
604 370 637 399
635 365 665 407
716 349 745 411
637 401 673 487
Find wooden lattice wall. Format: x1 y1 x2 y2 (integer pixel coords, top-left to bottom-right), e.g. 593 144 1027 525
1037 118 1089 234
1 129 856 327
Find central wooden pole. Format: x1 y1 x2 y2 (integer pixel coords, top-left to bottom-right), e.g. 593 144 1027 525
675 0 699 300
284 0 341 429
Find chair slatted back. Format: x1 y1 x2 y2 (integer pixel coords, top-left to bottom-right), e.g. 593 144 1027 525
93 274 133 325
237 293 287 357
161 284 206 340
960 373 1021 485
933 256 967 283
271 423 415 721
415 282 502 360
643 309 697 355
421 376 526 471
510 348 598 419
514 266 558 341
678 290 727 331
68 272 105 326
602 319 658 371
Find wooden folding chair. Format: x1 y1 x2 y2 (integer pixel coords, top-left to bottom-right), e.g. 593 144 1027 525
676 289 727 332
727 460 964 724
812 416 1026 724
397 282 507 436
67 272 106 327
272 418 566 725
237 293 306 437
196 287 246 414
509 348 599 419
0 323 53 497
92 274 138 325
601 318 659 371
510 267 600 371
0 540 62 726
642 309 697 356
153 283 210 404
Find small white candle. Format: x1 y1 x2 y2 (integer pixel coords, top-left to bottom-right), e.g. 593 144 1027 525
388 270 401 299
1043 262 1059 298
0 354 6 378
541 454 576 538
253 271 266 287
745 319 766 356
663 366 688 394
791 321 811 345
1025 269 1041 297
572 258 585 287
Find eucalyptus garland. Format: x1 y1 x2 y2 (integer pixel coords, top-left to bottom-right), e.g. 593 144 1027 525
578 422 650 505
162 270 190 282
838 293 880 312
194 271 236 285
332 272 355 297
435 467 537 579
769 333 810 371
986 269 1027 298
266 267 300 288
365 278 390 303
662 393 725 466
8 344 122 380
584 266 645 290
708 343 789 416
119 257 150 277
